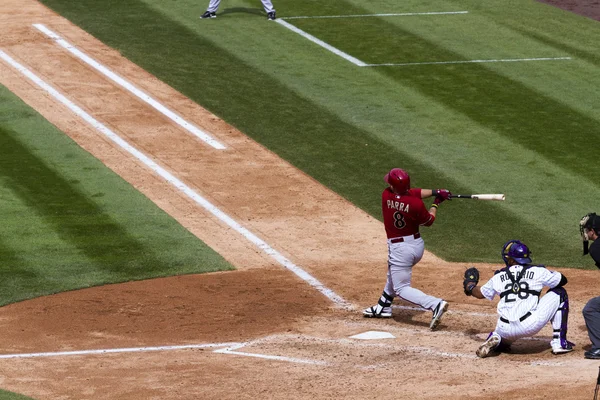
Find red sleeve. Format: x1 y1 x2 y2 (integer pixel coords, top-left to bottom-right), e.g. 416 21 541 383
422 213 435 227
414 199 435 226
408 188 422 198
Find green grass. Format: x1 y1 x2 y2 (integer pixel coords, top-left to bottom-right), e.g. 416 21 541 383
0 390 35 400
0 84 233 306
33 0 600 268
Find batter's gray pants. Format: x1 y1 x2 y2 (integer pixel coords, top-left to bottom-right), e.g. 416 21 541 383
206 0 275 13
583 296 600 349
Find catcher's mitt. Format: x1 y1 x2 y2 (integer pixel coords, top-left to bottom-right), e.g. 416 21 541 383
463 267 480 296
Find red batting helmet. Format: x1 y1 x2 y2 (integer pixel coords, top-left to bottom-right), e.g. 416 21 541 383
384 168 410 194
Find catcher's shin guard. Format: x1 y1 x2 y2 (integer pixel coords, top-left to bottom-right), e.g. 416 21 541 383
549 287 573 352
363 291 394 318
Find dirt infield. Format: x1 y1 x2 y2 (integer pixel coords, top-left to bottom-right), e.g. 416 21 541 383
1 1 600 399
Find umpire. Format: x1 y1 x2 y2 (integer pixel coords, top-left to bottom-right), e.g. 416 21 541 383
580 213 600 359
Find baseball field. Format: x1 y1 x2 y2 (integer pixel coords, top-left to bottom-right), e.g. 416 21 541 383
0 0 599 398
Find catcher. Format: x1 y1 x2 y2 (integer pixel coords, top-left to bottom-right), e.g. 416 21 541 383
463 239 574 358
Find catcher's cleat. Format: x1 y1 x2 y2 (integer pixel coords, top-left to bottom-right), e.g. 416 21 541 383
476 332 501 358
363 306 392 318
551 339 575 354
429 300 448 330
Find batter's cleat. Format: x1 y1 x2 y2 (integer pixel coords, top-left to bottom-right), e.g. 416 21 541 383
551 339 575 354
476 332 501 358
267 11 276 20
429 300 448 330
201 11 216 19
363 306 392 318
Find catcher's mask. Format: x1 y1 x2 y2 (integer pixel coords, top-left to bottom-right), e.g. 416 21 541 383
580 213 600 255
384 168 410 194
502 240 532 265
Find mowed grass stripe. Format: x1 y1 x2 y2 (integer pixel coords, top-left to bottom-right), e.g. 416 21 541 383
0 128 157 275
36 0 599 267
0 85 232 305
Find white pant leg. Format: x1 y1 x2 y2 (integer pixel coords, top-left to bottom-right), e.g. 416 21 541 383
495 291 560 341
385 239 440 310
260 0 275 13
206 0 222 12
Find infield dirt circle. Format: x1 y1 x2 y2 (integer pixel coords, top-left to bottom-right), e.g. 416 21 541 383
0 1 599 399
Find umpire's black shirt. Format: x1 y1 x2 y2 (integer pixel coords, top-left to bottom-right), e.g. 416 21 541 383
590 239 600 268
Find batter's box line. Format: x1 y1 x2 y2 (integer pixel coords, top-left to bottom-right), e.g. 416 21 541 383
274 18 571 67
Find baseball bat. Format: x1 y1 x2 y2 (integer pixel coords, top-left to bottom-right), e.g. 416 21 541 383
450 194 505 201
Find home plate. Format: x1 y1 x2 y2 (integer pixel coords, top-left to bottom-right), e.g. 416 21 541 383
349 331 396 340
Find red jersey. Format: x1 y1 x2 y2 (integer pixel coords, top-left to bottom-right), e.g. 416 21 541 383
382 188 434 238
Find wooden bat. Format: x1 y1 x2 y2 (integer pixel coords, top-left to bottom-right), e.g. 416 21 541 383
450 194 505 201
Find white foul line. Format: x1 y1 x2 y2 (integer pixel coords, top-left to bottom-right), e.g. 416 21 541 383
275 17 571 68
32 23 226 150
366 57 572 67
0 342 241 359
0 49 349 308
214 344 327 365
282 11 469 20
275 19 367 66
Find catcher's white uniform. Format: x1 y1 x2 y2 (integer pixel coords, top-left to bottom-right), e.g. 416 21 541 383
480 264 568 345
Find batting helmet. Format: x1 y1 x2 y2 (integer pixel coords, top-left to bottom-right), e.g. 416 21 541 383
384 168 410 194
501 240 532 265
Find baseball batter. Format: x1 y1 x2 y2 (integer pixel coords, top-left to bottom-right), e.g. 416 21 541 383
201 0 276 19
363 168 451 330
464 240 574 358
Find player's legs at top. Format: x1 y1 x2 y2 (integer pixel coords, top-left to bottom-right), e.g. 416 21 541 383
261 0 275 13
205 0 221 13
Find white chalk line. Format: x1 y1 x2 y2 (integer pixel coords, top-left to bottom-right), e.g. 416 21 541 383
214 345 327 365
276 17 571 68
281 11 469 20
0 332 560 366
0 49 350 309
366 57 572 67
32 23 226 150
275 19 366 66
0 342 241 359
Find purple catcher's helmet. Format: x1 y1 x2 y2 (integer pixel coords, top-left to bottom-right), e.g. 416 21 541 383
502 240 532 265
